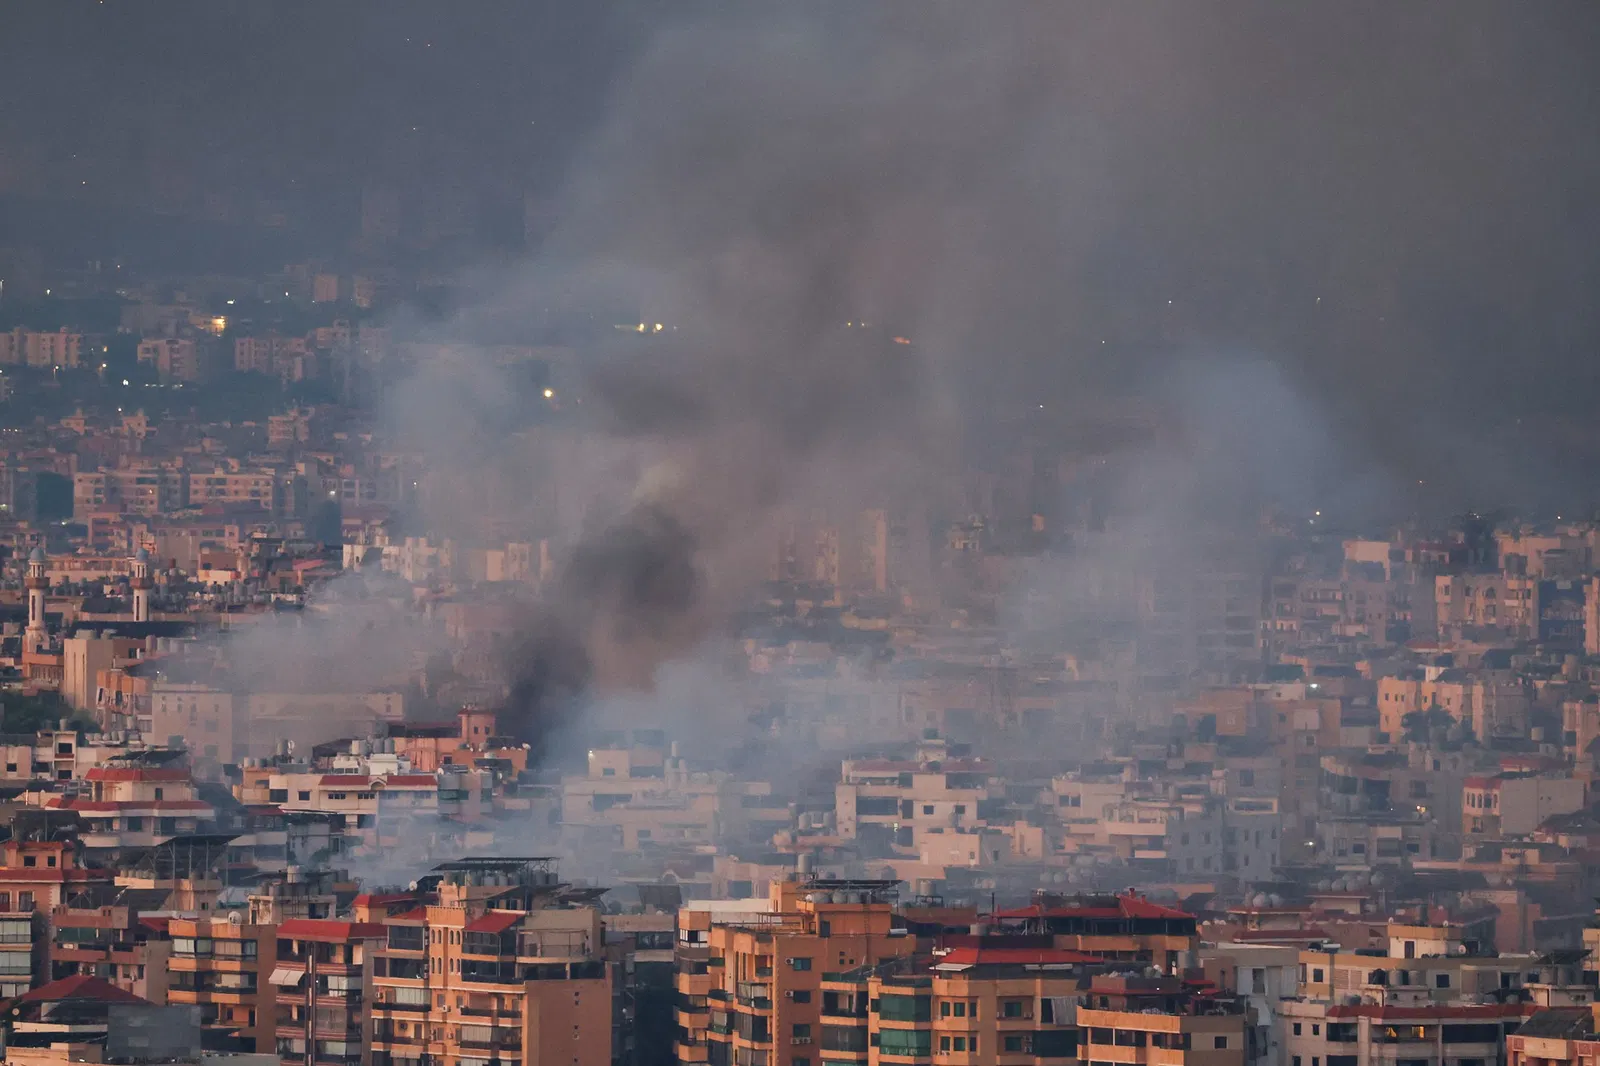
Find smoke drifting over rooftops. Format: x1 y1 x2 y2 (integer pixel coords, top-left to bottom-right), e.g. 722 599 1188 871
404 4 1600 747
169 3 1600 759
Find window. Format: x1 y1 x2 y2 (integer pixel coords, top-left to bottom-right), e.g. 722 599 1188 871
1003 1036 1030 1054
877 995 930 1022
789 957 812 971
1313 968 1325 983
1001 999 1027 1018
1435 973 1450 989
952 1001 967 1017
1312 1025 1320 1036
923 805 935 815
877 1029 930 1057
791 990 810 1003
793 1024 811 1040
940 1037 950 1052
954 804 966 815
298 791 310 801
154 787 164 800
1214 1037 1228 1049
21 856 34 868
1293 1024 1302 1036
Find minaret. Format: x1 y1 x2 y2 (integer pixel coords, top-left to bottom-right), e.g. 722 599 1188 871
24 547 47 650
131 547 152 623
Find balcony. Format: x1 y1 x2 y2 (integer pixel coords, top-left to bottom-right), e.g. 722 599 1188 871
458 1037 522 1051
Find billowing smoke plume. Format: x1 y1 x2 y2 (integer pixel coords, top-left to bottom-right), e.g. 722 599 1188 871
281 3 1600 757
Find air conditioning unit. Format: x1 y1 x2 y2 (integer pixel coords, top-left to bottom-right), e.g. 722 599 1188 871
792 1038 812 1046
784 991 797 1000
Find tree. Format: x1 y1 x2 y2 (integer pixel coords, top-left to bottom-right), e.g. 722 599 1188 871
1400 707 1454 744
0 692 90 734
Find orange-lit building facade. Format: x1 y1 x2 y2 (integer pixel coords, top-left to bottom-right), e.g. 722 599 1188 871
169 914 278 1052
369 857 612 1066
676 879 916 1066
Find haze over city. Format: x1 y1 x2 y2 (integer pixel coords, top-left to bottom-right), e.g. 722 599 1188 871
0 6 1598 1066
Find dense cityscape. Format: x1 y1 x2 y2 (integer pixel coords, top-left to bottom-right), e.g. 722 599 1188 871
3 7 1600 1066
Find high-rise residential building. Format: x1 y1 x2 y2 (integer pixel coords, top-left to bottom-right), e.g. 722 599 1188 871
369 858 612 1066
48 893 171 1001
168 914 277 1052
0 906 44 1000
675 878 916 1066
1076 974 1246 1066
137 337 201 382
816 945 1090 1066
272 917 387 1066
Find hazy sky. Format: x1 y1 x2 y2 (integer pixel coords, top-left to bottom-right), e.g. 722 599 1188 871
5 2 1600 482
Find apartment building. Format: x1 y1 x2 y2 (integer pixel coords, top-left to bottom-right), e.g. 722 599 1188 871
834 752 990 854
48 894 171 1001
0 328 82 369
1099 793 1226 877
149 682 237 764
1282 998 1532 1066
1077 974 1246 1066
272 917 387 1066
675 878 916 1066
368 857 612 1066
189 468 280 511
1436 573 1536 639
137 338 201 382
73 467 187 518
0 840 110 914
1200 942 1300 1066
561 745 722 852
236 768 438 847
0 907 45 1000
167 914 277 1052
55 758 216 852
1463 773 1584 837
236 334 311 378
814 945 1087 1065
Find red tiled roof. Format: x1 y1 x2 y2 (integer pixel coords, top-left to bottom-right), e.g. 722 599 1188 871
380 775 437 787
387 907 430 923
936 946 1098 967
464 911 522 934
15 974 149 1005
277 919 387 941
